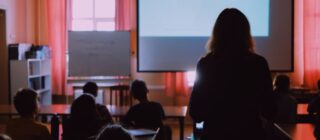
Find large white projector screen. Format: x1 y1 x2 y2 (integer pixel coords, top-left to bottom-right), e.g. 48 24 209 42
138 0 293 72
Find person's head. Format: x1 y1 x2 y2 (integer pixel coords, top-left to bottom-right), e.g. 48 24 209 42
14 88 39 118
274 75 290 92
130 80 149 102
71 94 98 121
96 124 132 140
83 81 98 97
207 8 254 54
0 134 12 140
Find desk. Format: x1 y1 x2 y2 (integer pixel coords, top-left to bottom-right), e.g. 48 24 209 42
71 83 117 91
0 105 188 140
296 104 317 123
108 105 188 140
71 83 131 105
290 87 311 94
293 91 319 103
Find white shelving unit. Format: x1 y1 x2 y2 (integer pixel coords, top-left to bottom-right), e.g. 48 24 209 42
10 59 51 105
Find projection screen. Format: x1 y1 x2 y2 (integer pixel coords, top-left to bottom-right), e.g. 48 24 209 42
137 0 293 72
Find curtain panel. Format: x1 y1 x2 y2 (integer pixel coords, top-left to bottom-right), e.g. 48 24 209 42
303 0 320 89
46 0 67 95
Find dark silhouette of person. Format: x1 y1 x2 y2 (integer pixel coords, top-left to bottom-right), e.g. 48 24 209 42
95 124 132 140
122 80 165 129
308 80 320 140
189 8 275 140
63 95 106 140
83 81 113 124
273 75 297 123
121 80 171 140
6 88 52 140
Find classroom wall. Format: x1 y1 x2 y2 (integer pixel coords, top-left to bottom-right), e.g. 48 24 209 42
0 7 8 105
0 0 41 44
0 0 40 104
129 0 304 105
129 0 189 106
0 0 22 104
0 0 26 43
0 0 303 105
0 0 177 106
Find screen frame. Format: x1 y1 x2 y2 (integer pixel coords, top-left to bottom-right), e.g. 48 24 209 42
136 0 294 72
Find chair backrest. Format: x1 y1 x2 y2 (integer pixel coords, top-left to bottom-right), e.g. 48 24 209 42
62 116 100 140
193 121 203 139
151 128 160 140
109 85 131 106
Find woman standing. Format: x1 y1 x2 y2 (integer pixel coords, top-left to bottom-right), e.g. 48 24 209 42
189 8 275 140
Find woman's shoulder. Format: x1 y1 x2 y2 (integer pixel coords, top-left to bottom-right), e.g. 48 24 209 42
243 53 269 67
199 52 266 61
247 53 267 61
138 101 163 108
149 101 164 108
197 53 214 64
197 52 268 65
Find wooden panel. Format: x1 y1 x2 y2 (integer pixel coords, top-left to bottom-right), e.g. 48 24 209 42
0 9 9 104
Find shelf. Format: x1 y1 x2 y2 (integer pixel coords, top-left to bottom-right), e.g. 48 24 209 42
36 89 51 94
27 59 42 61
41 74 51 77
28 74 50 79
10 58 52 105
28 75 41 78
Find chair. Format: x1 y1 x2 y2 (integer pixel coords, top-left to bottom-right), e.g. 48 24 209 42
109 85 132 106
62 116 99 140
192 121 203 139
51 114 60 140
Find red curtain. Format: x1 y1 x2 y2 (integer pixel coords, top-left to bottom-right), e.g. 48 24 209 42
46 0 67 95
303 0 320 89
165 72 189 96
115 0 131 30
290 0 304 87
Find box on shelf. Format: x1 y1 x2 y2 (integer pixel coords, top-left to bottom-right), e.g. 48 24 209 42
26 45 51 59
8 43 32 60
9 44 51 60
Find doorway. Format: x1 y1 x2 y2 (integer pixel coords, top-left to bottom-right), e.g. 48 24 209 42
0 9 9 104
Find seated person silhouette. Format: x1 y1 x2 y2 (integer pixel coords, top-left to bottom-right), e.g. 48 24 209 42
95 124 132 140
82 81 113 124
63 95 106 140
122 80 171 140
308 80 320 140
273 75 297 123
122 80 164 129
6 88 51 140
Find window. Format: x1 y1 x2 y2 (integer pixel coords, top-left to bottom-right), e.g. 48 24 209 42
70 0 115 31
187 71 196 87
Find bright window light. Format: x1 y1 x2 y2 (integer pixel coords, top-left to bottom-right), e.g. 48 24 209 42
72 0 93 18
187 71 196 87
96 22 115 31
95 0 115 18
71 0 115 31
72 20 94 31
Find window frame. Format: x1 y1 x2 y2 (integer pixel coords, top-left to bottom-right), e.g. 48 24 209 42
69 0 116 31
